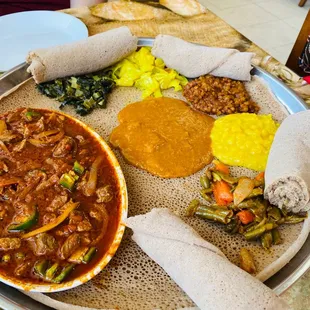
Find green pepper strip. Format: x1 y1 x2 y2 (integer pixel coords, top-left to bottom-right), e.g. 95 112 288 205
25 110 41 122
34 260 48 277
59 173 76 191
82 247 97 264
52 264 75 284
22 200 79 239
45 263 59 281
69 246 89 264
73 161 85 175
8 206 38 232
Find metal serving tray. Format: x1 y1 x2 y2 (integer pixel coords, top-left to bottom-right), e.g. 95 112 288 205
0 38 308 310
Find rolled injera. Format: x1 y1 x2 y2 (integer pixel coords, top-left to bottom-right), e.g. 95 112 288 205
26 26 138 83
125 208 289 310
151 34 254 81
265 110 310 213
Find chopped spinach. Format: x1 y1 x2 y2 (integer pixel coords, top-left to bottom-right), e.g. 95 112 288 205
36 71 115 116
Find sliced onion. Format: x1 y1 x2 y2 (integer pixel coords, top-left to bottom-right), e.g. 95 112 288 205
29 129 65 147
0 141 9 154
90 204 109 246
84 156 103 197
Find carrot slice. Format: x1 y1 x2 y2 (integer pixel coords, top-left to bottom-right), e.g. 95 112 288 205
237 210 255 225
213 180 233 206
255 172 265 181
213 160 230 175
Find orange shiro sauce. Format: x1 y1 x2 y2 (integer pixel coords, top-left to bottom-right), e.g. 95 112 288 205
110 97 214 178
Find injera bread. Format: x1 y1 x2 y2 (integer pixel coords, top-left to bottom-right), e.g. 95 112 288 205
151 35 254 80
265 110 310 213
26 26 138 83
0 76 308 309
126 208 289 310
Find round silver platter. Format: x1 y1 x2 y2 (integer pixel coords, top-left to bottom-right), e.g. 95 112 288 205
0 37 308 310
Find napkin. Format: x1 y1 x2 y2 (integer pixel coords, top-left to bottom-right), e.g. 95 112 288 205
126 208 289 310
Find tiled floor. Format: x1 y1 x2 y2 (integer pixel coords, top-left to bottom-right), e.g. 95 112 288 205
198 0 310 64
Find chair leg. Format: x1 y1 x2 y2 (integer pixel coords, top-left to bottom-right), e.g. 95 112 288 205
299 0 307 7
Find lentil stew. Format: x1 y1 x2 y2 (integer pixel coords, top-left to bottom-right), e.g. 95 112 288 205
183 75 259 115
0 108 121 285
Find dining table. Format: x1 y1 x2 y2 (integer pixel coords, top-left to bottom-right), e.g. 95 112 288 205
1 1 310 309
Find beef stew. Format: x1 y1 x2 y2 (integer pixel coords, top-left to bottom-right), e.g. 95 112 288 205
0 108 121 285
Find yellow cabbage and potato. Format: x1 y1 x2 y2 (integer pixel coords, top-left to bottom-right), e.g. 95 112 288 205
111 47 188 98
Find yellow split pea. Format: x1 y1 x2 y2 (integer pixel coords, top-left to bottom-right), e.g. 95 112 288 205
211 113 279 171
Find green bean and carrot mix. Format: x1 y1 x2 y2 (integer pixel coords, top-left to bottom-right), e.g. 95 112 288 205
187 160 307 253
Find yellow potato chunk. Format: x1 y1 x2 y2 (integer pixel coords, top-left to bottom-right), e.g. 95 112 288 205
211 113 279 171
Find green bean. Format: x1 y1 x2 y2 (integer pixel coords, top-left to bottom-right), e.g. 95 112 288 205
212 172 222 182
277 217 285 224
285 215 307 224
231 200 256 210
186 199 200 217
209 205 234 217
249 201 267 222
240 248 256 274
201 188 212 194
271 228 282 245
195 205 233 224
280 207 288 217
247 187 263 198
261 231 273 250
268 206 282 222
243 221 256 232
225 217 240 234
245 218 267 233
200 189 212 202
214 172 239 184
200 175 210 189
244 222 277 240
205 169 212 180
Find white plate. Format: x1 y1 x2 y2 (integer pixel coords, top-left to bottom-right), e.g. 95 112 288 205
0 10 88 72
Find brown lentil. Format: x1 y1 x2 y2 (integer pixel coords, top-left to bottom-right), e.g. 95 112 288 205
183 75 259 116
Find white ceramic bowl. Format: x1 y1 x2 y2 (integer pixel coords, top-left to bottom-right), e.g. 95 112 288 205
0 109 128 292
